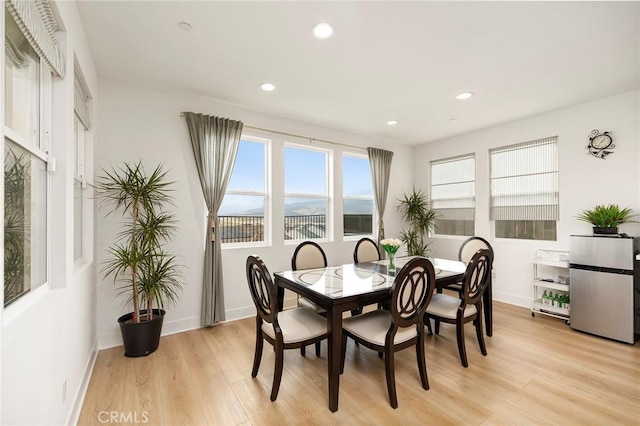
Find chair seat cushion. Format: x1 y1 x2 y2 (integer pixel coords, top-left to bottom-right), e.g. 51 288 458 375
298 296 327 314
342 309 417 346
426 293 477 319
262 307 327 343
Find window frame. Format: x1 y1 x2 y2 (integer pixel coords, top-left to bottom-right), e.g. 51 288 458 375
284 143 332 243
342 152 374 240
220 135 271 248
73 116 85 262
3 40 53 308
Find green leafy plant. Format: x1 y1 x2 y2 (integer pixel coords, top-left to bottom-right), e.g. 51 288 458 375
576 204 637 228
97 161 183 323
397 187 437 256
4 147 29 306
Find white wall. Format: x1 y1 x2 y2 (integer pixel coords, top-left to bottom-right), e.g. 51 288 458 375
1 1 99 425
415 90 640 307
95 78 413 348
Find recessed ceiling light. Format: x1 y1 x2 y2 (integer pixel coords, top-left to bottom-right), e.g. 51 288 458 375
260 83 276 92
449 118 457 122
456 92 474 100
312 22 334 39
178 22 193 31
386 120 398 126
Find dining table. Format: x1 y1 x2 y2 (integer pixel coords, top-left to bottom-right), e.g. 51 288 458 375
274 256 485 412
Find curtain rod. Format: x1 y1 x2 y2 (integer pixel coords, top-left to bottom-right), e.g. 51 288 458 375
180 112 365 151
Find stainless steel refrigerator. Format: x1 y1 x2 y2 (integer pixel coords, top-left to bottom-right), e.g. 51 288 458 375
569 235 640 344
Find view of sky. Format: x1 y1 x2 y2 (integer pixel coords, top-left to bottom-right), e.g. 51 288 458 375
219 139 373 216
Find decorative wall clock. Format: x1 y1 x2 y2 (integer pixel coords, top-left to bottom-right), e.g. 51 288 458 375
587 129 614 159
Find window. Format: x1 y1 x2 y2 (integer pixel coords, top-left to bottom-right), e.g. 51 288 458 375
343 154 373 237
490 136 559 240
219 137 268 244
4 10 52 306
284 145 329 241
430 154 475 236
74 61 91 261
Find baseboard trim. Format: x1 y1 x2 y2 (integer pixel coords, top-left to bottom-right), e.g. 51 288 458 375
493 291 530 309
67 338 99 426
98 315 201 350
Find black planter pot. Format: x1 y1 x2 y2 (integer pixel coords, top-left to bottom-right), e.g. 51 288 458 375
593 226 618 235
118 309 165 357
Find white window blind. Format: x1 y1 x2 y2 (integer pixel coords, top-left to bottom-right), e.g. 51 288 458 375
5 0 66 77
431 154 475 221
490 136 559 221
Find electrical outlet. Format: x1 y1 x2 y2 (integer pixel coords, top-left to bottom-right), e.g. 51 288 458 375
62 379 67 403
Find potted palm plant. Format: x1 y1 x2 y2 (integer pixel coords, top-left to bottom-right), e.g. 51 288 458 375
576 204 637 235
397 187 437 256
97 161 183 357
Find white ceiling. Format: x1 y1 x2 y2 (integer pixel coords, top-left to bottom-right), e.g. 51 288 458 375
76 1 639 146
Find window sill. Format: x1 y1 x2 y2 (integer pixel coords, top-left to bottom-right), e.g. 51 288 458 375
3 283 51 327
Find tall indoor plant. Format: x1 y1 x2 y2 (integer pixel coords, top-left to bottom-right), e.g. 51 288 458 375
397 187 437 256
97 161 183 357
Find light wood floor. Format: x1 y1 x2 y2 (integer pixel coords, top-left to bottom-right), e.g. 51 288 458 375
79 302 640 425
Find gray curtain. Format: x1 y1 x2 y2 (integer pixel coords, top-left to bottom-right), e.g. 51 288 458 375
367 147 394 245
184 112 243 326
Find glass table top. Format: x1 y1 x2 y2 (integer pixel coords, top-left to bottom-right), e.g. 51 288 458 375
275 256 466 300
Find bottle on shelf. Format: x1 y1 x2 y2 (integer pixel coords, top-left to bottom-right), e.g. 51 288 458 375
541 290 548 304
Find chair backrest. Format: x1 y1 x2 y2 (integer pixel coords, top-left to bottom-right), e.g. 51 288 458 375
461 249 493 306
291 241 327 271
246 255 277 325
353 237 381 263
389 257 436 329
458 236 494 264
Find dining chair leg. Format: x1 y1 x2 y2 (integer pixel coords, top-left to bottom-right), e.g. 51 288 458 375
271 345 284 401
425 317 433 334
315 341 321 357
474 311 487 356
252 320 264 377
416 328 429 390
340 333 348 374
456 321 469 368
434 319 441 335
384 348 398 409
300 346 306 357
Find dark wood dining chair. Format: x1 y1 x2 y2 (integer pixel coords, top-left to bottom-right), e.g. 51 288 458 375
340 257 436 408
351 237 382 316
353 237 381 263
441 236 494 295
246 255 328 401
291 240 327 356
425 249 493 368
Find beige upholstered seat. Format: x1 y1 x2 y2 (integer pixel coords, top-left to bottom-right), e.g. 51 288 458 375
291 241 327 356
441 236 494 295
260 307 327 343
342 310 419 346
247 255 328 401
426 294 477 318
340 257 436 409
353 237 381 264
425 249 492 368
